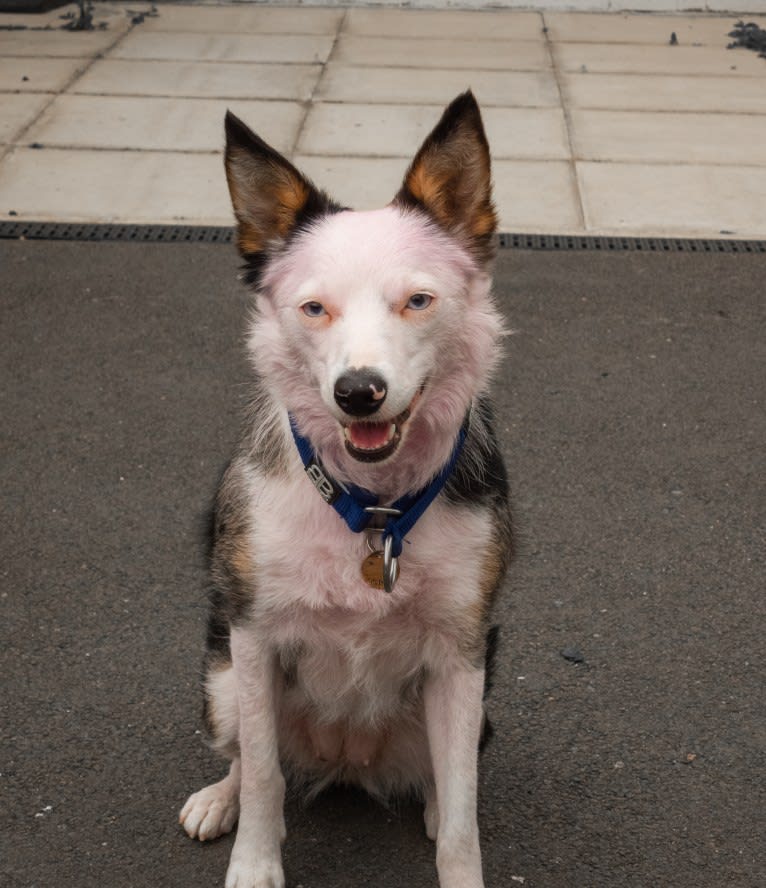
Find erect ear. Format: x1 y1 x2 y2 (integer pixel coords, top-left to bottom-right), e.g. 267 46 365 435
394 91 497 265
224 110 340 257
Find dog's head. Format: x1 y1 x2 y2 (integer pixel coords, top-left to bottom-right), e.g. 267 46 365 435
225 92 504 493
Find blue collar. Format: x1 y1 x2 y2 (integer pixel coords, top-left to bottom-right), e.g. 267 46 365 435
288 414 467 559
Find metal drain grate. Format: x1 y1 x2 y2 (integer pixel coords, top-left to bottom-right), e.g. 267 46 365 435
0 221 235 243
497 233 766 253
1 222 765 253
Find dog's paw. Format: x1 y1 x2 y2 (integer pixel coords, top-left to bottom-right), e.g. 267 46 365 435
179 781 239 841
225 857 285 888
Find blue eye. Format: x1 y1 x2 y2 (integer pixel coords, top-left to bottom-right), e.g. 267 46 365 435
301 301 326 318
406 292 433 311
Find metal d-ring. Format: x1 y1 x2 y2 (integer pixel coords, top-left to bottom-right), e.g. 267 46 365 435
364 505 402 518
383 534 399 594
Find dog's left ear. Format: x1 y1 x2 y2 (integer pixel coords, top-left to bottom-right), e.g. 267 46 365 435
224 110 339 257
394 91 497 265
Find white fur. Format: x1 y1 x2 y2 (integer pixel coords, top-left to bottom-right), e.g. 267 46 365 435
225 628 286 888
185 451 494 886
425 666 486 888
206 459 494 788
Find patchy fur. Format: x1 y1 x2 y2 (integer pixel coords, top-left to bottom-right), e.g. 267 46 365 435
181 92 513 888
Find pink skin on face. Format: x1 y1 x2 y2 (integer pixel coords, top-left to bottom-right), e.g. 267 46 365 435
249 205 504 499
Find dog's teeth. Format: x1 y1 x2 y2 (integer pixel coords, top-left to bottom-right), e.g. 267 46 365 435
344 421 396 451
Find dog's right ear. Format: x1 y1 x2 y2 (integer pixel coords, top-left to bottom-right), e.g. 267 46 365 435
224 111 338 257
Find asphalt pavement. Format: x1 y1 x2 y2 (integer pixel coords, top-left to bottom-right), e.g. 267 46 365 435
2 239 764 887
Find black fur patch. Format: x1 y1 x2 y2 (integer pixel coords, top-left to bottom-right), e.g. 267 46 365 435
202 456 256 661
239 190 347 292
205 586 232 657
240 250 270 290
290 188 346 242
483 624 500 701
479 625 501 752
479 715 495 753
445 398 510 509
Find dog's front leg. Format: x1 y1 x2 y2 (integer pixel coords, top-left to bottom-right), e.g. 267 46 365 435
225 627 286 888
424 661 486 888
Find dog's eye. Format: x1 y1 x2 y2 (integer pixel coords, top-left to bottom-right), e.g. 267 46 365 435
301 301 327 318
406 292 433 311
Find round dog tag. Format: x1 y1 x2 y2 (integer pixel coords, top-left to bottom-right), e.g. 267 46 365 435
361 550 399 593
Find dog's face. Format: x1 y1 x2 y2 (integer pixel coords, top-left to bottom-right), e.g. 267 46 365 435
255 207 490 465
225 93 503 487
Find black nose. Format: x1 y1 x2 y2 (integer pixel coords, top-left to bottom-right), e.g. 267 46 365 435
334 368 387 417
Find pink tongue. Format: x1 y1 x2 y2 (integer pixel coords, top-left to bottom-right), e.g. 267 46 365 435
349 421 391 450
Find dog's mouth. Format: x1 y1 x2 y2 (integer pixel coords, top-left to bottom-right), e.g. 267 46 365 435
342 394 420 463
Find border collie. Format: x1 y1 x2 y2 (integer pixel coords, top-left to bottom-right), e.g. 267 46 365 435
180 92 512 888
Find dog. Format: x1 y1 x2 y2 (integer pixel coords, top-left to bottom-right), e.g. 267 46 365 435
179 92 512 888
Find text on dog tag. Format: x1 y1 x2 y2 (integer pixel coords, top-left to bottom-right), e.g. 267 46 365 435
361 552 387 591
361 551 399 593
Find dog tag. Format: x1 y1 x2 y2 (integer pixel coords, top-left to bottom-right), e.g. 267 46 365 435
361 551 386 590
361 550 399 593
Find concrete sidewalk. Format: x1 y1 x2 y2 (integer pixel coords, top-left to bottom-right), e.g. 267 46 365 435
1 3 765 237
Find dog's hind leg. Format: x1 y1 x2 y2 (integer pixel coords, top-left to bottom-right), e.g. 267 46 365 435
180 757 241 841
181 660 242 841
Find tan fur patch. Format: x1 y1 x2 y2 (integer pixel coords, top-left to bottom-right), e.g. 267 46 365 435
230 534 255 582
403 136 495 247
478 528 508 613
208 656 233 673
470 200 498 240
210 458 260 624
272 169 310 238
458 523 510 661
226 151 310 255
217 528 257 623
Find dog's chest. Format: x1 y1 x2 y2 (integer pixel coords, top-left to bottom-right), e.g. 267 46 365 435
247 471 491 716
250 471 489 615
277 602 428 723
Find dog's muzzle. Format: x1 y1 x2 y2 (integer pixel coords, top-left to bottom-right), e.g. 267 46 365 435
333 369 422 463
